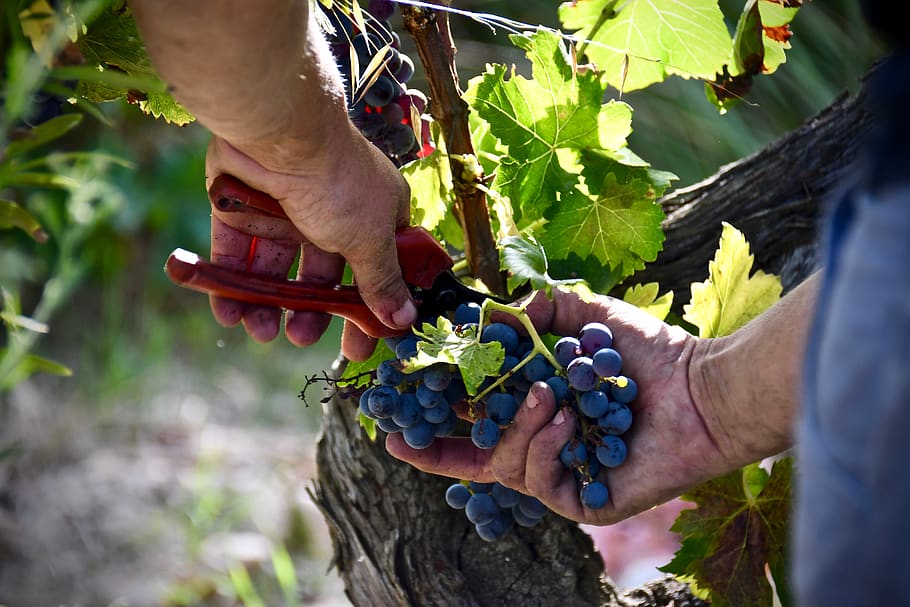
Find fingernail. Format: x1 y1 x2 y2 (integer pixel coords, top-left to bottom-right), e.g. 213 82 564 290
392 299 417 328
525 390 539 409
552 408 567 426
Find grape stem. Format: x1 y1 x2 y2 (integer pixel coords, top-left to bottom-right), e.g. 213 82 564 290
467 293 564 404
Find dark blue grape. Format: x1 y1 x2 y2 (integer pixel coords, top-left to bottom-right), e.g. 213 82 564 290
485 392 518 426
376 359 405 386
492 483 521 508
610 377 638 403
422 363 453 391
402 419 436 449
481 322 519 354
368 385 401 418
422 400 452 424
443 378 467 405
365 75 397 107
392 393 422 428
592 347 622 378
579 322 613 355
476 511 514 542
578 390 610 418
471 418 501 449
517 495 548 519
351 32 384 61
468 481 494 493
465 493 497 525
580 481 609 509
512 504 544 528
596 435 628 468
377 416 404 433
445 483 471 509
598 402 633 435
566 356 598 391
553 336 581 368
395 335 419 360
545 376 571 403
416 382 446 408
560 440 588 468
395 54 415 83
359 387 375 417
454 302 481 325
522 353 554 383
383 122 417 156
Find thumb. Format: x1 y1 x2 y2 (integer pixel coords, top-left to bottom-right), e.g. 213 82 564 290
347 239 417 331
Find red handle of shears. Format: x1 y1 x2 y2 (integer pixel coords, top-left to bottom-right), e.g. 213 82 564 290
164 174 453 338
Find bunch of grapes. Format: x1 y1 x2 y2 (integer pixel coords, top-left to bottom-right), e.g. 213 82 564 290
355 298 638 540
322 0 432 165
444 480 548 541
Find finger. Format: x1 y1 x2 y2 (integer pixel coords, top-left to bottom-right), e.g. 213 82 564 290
522 406 587 522
489 382 558 489
285 243 343 347
238 237 299 342
348 246 417 332
385 433 496 483
209 215 253 327
341 320 379 362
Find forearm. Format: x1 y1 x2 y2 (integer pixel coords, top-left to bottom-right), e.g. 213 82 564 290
689 272 820 467
131 0 353 170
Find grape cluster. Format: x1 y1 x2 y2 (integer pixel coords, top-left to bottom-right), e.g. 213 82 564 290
444 480 548 542
322 0 431 165
355 298 638 540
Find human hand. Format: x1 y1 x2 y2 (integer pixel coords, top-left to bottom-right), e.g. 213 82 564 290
202 125 416 360
386 290 743 525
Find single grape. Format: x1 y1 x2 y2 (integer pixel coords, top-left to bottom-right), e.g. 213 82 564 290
395 53 415 83
553 336 581 368
610 377 638 403
416 382 447 409
422 400 452 424
445 483 472 509
485 392 518 426
469 480 494 493
476 511 514 542
578 389 610 418
422 363 453 391
566 356 599 391
365 75 397 107
560 440 588 468
392 393 422 428
454 301 481 325
443 378 467 405
580 481 609 509
471 418 501 449
402 419 436 449
480 322 519 354
491 483 521 508
368 385 401 418
579 322 613 354
592 347 622 378
395 335 420 360
512 504 544 528
376 359 405 386
359 387 375 417
377 416 404 433
384 122 417 156
522 353 554 383
596 435 628 468
434 409 459 437
545 376 571 403
465 493 497 525
517 494 548 520
598 402 633 435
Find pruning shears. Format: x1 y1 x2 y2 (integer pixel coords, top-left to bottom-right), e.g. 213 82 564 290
164 174 498 338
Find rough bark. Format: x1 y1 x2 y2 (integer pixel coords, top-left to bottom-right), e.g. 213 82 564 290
314 79 875 607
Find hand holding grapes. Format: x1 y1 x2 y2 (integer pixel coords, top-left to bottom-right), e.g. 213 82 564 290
386 288 800 525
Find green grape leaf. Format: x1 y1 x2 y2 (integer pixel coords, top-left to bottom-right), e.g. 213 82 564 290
75 7 193 124
467 29 633 224
683 222 782 338
402 149 453 235
622 282 673 321
0 349 72 389
661 458 793 607
538 175 665 281
401 317 503 396
341 339 395 385
559 0 731 92
358 412 378 441
499 235 593 299
0 200 48 243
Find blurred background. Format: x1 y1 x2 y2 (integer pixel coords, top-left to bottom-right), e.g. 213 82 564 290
0 1 882 605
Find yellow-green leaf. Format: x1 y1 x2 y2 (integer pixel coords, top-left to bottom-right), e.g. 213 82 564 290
683 222 781 338
622 282 673 321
